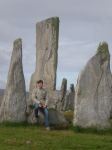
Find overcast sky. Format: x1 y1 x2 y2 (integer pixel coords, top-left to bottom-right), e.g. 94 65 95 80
0 0 112 90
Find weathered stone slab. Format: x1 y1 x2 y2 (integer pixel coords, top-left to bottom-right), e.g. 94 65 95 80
29 17 59 96
74 42 112 128
0 39 26 122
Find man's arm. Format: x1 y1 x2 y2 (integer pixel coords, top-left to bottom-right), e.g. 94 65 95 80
32 89 40 104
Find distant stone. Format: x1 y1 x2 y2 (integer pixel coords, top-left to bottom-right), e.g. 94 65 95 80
60 78 67 100
0 39 26 122
74 42 112 128
63 84 75 111
56 78 67 111
56 79 75 111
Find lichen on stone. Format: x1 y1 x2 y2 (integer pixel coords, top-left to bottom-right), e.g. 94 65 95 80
96 42 110 63
97 42 108 53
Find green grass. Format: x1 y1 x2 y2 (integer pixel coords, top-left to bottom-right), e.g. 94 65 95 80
0 124 112 150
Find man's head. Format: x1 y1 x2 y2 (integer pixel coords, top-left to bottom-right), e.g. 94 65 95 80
36 80 43 89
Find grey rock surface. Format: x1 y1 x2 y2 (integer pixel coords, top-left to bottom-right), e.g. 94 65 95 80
27 17 59 123
27 108 68 128
0 89 4 106
29 17 59 100
56 78 67 111
0 39 27 122
73 42 112 128
47 90 62 109
63 84 75 111
60 78 67 100
48 109 68 128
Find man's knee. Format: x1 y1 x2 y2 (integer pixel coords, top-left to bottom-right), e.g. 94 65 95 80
34 103 39 109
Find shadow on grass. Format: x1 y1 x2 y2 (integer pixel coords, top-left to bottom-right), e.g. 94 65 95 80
1 122 112 136
0 122 71 130
0 122 39 128
71 125 112 135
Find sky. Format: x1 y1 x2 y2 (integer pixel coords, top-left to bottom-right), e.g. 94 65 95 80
0 0 112 91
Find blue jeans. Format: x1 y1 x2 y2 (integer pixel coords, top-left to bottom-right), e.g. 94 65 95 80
34 104 49 127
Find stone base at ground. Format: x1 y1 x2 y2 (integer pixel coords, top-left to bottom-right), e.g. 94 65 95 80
27 107 68 129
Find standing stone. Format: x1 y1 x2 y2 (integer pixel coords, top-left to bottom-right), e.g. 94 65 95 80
0 39 26 122
62 91 70 111
56 78 67 111
47 90 62 109
61 78 67 100
68 84 75 110
0 89 4 106
29 17 59 98
63 84 75 111
74 42 112 128
27 17 59 123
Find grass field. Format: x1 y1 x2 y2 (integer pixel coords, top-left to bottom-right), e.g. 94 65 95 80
0 124 112 150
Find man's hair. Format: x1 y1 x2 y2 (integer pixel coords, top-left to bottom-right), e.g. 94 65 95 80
36 80 43 84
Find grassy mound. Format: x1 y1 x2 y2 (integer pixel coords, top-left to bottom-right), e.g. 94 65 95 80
64 110 74 124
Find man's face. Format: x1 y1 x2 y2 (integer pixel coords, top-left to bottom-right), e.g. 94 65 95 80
37 82 43 88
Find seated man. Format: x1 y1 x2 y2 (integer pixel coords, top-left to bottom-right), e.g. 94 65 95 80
32 80 50 130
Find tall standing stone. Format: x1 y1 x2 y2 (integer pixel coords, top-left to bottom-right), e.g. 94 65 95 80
0 39 26 122
27 17 59 123
29 17 59 96
74 42 112 128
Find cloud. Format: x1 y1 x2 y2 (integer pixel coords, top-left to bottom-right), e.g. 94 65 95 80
0 0 112 90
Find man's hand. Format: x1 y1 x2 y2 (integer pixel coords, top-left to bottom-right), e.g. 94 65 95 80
40 100 45 106
38 103 42 107
43 105 47 108
39 100 48 108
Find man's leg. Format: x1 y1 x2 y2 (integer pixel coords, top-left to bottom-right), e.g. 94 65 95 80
34 104 39 118
37 107 50 128
43 108 49 127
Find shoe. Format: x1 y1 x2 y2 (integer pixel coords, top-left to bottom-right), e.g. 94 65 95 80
46 127 50 131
